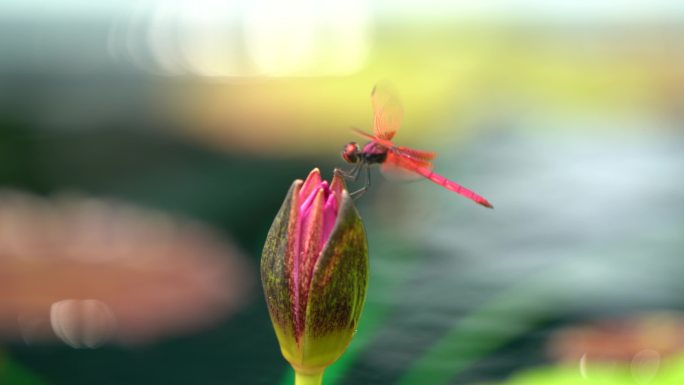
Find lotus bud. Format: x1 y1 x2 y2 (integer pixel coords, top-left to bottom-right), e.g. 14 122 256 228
261 168 368 385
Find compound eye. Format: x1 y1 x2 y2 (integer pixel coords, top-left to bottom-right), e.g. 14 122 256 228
341 151 355 163
345 142 358 153
342 142 359 163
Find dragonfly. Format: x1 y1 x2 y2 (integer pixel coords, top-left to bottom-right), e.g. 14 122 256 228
340 84 494 208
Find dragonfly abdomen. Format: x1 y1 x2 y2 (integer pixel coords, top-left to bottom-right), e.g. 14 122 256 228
415 167 493 208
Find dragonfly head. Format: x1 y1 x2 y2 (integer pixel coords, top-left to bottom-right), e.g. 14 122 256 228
341 142 361 164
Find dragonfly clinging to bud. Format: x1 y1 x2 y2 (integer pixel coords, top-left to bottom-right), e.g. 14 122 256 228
341 84 493 209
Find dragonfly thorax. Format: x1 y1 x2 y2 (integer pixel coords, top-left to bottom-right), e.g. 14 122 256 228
342 141 388 165
360 142 387 164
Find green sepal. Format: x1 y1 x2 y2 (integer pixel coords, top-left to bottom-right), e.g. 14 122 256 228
261 180 300 355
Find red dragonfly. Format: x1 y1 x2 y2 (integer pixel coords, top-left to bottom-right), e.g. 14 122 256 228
340 84 493 208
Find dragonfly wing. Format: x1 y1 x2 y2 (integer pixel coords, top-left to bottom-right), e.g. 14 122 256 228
380 151 433 182
351 127 377 142
393 146 437 161
351 127 395 150
350 129 435 161
371 83 403 140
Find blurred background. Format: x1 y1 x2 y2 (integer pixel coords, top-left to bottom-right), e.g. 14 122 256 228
1 1 683 384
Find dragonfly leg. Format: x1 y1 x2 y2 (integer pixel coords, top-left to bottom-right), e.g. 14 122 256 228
337 164 362 182
350 166 371 199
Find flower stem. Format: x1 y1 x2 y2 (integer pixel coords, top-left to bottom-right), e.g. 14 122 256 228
294 370 324 385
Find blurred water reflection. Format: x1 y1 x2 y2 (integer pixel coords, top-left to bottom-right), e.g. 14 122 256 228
549 313 684 364
50 299 117 349
0 192 252 346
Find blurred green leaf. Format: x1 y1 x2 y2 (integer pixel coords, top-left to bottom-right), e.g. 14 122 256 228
486 354 684 385
0 351 51 385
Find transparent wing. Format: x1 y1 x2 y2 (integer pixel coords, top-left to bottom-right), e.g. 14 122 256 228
371 83 404 140
393 146 437 161
380 150 433 182
351 127 394 149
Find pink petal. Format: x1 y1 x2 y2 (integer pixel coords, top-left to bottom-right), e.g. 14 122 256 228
321 193 338 247
329 172 345 207
299 183 321 216
295 187 326 337
299 169 322 201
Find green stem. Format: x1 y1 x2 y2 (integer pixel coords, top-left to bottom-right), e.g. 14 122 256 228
294 370 324 385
